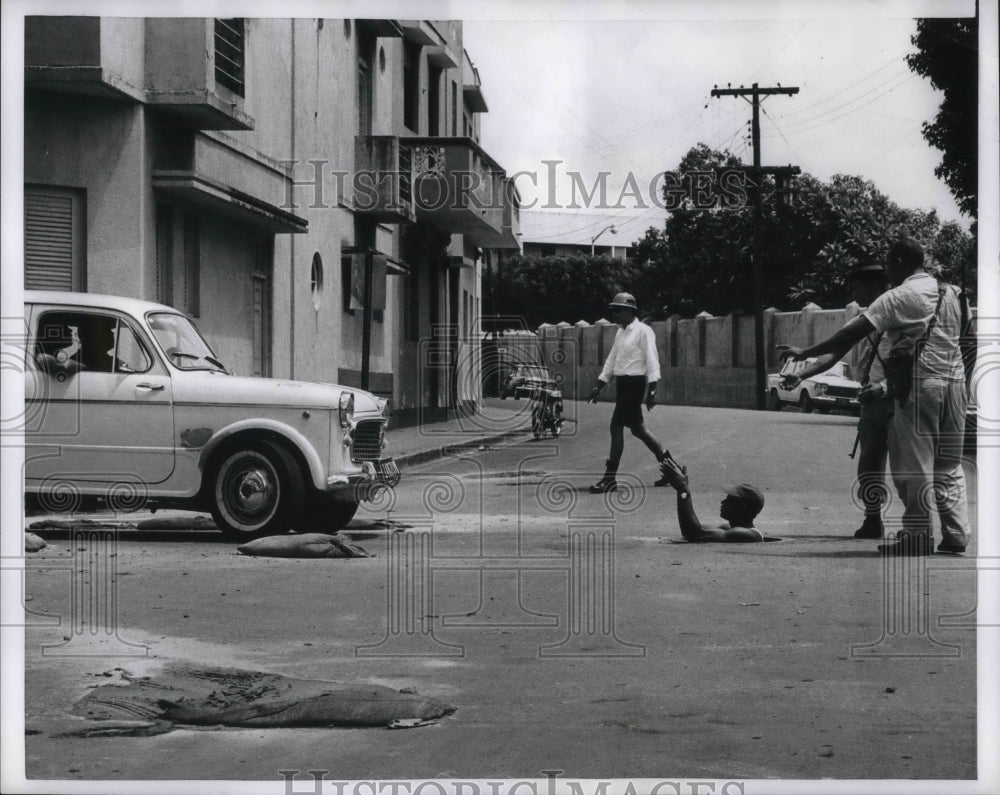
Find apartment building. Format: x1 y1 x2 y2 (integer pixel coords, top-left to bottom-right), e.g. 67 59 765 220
23 17 520 422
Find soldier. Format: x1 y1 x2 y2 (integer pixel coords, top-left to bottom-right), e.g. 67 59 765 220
779 263 892 538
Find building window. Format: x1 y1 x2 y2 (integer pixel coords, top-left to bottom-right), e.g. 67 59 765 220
427 67 441 136
24 186 86 292
451 81 458 136
155 204 174 306
311 252 324 311
403 40 420 133
183 215 200 317
214 18 245 97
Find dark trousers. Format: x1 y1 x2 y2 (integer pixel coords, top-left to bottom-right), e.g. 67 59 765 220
856 397 893 516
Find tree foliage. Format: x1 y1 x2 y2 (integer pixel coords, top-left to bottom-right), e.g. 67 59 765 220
487 253 640 330
491 143 977 327
906 17 978 218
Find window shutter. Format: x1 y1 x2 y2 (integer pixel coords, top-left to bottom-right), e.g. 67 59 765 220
25 191 77 291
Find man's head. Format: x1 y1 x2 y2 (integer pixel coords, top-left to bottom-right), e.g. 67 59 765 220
849 264 889 306
720 483 765 527
609 292 638 326
886 237 924 286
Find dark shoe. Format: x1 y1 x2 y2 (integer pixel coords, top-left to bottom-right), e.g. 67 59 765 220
878 533 933 556
853 516 884 539
589 477 618 494
936 540 966 556
653 450 675 487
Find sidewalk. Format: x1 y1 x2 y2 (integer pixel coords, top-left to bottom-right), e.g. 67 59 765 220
24 400 534 531
389 399 532 467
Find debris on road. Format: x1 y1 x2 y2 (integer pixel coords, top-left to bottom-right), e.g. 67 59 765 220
25 532 47 552
70 665 455 732
236 533 371 558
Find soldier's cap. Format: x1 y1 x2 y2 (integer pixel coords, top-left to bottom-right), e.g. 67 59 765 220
609 292 638 310
723 483 765 515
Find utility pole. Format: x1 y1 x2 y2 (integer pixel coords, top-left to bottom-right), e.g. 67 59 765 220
711 82 799 410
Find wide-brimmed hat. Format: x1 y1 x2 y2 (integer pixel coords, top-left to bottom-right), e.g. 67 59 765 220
609 292 638 310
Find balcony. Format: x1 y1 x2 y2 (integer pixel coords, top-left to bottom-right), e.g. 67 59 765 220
25 16 146 102
352 135 520 248
24 16 253 130
152 133 307 233
407 137 509 247
354 136 416 224
143 18 254 130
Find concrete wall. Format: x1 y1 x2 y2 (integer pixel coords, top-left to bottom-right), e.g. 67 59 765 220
24 94 148 298
541 304 873 409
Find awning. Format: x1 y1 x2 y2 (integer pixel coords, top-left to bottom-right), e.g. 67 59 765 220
152 171 308 233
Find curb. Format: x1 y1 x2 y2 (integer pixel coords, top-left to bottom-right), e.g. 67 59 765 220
394 428 529 469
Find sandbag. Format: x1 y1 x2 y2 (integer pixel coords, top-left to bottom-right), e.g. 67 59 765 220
237 533 370 558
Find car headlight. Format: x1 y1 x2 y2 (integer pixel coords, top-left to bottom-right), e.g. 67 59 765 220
377 396 391 430
812 383 826 395
338 392 355 428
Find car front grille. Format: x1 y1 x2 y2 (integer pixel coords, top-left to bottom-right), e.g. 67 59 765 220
351 420 383 462
826 386 858 399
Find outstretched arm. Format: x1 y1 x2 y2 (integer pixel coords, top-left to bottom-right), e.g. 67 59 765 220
780 316 875 362
658 459 714 541
775 352 840 390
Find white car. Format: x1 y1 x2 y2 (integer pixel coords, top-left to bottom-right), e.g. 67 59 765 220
767 358 861 414
21 291 399 539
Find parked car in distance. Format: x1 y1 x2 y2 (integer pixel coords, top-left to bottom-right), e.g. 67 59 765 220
499 363 557 400
22 291 399 540
767 358 861 414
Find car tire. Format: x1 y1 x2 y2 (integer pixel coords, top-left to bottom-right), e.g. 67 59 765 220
768 389 783 411
210 440 305 540
799 391 814 414
298 495 360 533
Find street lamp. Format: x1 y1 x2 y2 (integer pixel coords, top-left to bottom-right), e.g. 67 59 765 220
591 224 617 255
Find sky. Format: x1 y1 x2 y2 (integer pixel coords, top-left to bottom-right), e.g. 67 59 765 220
461 2 978 247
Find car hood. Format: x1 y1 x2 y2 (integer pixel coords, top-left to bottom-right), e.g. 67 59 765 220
173 372 384 415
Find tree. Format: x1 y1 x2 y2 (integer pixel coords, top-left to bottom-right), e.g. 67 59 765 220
906 17 978 218
633 144 978 313
491 253 638 328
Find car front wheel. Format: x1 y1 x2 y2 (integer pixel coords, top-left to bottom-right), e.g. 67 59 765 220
298 495 360 533
768 388 783 411
210 440 304 540
799 390 814 414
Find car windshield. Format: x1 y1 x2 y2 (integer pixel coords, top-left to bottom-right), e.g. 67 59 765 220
147 312 228 372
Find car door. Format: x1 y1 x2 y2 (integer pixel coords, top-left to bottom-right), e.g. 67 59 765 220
25 305 175 488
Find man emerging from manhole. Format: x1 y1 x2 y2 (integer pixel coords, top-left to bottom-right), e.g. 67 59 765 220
658 458 766 542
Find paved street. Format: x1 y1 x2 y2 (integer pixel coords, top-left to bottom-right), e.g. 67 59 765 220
21 400 978 783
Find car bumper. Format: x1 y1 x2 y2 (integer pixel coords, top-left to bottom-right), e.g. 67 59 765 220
326 458 400 490
813 395 859 410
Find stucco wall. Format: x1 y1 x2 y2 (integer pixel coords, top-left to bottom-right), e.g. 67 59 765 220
25 94 148 298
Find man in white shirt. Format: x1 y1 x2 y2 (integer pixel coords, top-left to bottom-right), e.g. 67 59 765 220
588 292 672 493
780 238 970 556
